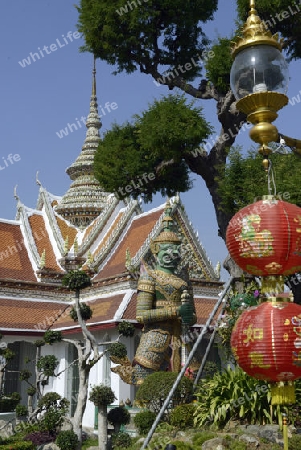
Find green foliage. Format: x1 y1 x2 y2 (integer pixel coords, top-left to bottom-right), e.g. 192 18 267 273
236 0 301 60
37 355 59 377
107 406 131 426
9 392 21 402
118 321 135 337
27 386 37 396
15 404 28 417
133 410 157 435
289 434 301 450
192 431 216 447
108 342 128 359
70 302 93 322
43 330 62 345
62 269 91 291
170 403 196 429
0 442 35 450
37 392 69 433
55 430 79 450
89 384 116 406
194 365 274 428
19 369 31 381
205 37 233 94
77 0 217 78
169 441 193 450
111 431 132 448
0 347 14 361
34 339 45 347
135 371 193 415
94 95 213 202
217 147 301 216
216 279 260 356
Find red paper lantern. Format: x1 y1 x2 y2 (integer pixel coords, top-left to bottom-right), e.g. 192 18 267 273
226 196 301 277
231 300 301 403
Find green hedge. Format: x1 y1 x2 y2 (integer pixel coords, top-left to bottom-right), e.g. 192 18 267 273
0 442 35 450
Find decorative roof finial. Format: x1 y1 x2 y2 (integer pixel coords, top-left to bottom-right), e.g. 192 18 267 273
36 171 42 187
14 185 19 201
250 0 256 13
92 55 96 97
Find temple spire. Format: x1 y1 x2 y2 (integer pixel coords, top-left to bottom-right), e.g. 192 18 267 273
55 58 110 229
92 56 96 96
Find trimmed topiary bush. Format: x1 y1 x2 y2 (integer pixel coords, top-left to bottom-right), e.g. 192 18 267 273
111 431 132 448
70 302 93 322
55 430 79 450
118 321 135 337
108 342 128 359
135 371 193 415
133 410 156 435
15 404 28 418
170 403 196 428
107 406 131 432
89 384 116 406
43 330 62 345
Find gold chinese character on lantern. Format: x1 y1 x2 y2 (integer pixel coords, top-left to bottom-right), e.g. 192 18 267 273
249 352 271 368
243 324 263 343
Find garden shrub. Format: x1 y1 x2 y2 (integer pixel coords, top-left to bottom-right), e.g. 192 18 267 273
36 392 69 434
169 441 194 450
133 410 156 435
55 430 79 450
15 404 28 417
107 406 131 431
24 430 55 446
108 342 128 359
0 441 35 450
135 371 193 415
289 434 301 450
194 365 274 428
170 403 196 428
118 321 135 337
192 431 216 447
111 431 132 448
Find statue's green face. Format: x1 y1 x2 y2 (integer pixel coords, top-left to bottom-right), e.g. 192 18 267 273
157 242 180 269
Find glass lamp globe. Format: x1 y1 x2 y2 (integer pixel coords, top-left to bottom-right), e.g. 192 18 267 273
230 44 289 100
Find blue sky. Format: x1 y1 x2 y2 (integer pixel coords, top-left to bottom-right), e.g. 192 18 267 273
1 0 301 281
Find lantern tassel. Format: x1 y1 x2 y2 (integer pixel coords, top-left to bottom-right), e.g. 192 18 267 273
271 381 295 405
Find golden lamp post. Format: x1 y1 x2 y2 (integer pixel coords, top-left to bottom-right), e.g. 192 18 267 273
229 3 300 449
230 0 301 170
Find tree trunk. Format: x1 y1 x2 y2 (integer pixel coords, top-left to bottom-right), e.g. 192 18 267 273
71 363 90 449
97 404 108 450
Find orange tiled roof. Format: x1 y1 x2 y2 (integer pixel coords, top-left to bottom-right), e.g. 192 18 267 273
52 294 125 329
194 297 221 325
28 214 63 272
94 209 163 280
0 298 68 331
0 222 36 282
93 211 123 259
55 215 77 251
122 292 137 320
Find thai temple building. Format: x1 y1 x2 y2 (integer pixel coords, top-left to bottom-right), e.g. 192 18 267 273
0 63 223 429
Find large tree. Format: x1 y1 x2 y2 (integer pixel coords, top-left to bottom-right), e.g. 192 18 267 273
76 0 301 270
